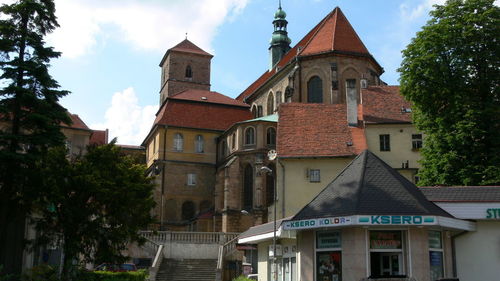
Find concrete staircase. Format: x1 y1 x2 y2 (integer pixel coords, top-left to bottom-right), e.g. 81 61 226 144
155 258 217 281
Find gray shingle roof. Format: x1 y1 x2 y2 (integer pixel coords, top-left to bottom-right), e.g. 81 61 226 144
239 217 292 239
421 186 500 202
292 150 452 220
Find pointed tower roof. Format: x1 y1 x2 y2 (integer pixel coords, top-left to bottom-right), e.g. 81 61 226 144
292 150 452 221
159 39 212 66
300 7 369 56
237 7 381 102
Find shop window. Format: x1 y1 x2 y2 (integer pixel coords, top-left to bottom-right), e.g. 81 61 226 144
307 76 323 103
412 134 423 150
187 173 197 186
309 169 321 183
379 134 390 151
369 230 405 278
266 127 276 147
173 133 184 151
316 231 342 281
267 92 275 115
429 231 444 281
243 164 253 210
244 127 255 146
195 135 204 153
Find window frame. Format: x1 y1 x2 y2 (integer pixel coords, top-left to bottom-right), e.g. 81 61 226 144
309 169 321 183
412 134 423 150
307 76 323 103
368 230 406 278
379 134 391 152
314 230 342 281
266 127 276 147
187 173 197 186
428 230 445 281
244 127 256 146
195 135 204 153
173 133 184 152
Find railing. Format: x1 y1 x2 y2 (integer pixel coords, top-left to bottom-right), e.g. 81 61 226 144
140 231 239 245
216 235 240 281
142 236 163 281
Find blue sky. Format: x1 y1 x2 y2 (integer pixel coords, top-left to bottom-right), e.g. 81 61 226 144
1 0 452 144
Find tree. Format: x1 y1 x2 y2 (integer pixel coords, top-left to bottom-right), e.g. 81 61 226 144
399 0 500 186
0 0 70 274
35 142 155 278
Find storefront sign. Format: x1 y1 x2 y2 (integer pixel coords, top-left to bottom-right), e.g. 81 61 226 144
370 231 402 249
358 215 436 225
486 208 500 219
284 217 352 230
317 231 341 249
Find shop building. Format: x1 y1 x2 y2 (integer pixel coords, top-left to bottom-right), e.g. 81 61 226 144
239 150 487 281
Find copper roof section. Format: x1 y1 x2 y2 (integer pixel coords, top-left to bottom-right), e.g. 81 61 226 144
362 86 412 124
277 103 362 158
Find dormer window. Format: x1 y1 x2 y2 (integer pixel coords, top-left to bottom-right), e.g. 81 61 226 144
185 65 192 78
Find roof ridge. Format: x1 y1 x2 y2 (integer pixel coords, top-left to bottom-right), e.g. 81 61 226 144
298 8 337 57
333 7 369 54
331 7 338 52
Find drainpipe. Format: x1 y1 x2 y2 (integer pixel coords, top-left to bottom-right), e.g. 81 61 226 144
278 159 285 218
451 230 467 277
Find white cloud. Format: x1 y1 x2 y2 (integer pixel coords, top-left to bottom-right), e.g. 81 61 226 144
91 87 158 145
399 0 445 22
46 0 249 58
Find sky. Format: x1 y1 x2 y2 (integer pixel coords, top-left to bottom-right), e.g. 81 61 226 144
1 0 459 145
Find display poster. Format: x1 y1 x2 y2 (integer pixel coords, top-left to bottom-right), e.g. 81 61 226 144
428 231 442 249
370 231 402 249
316 231 341 249
316 251 341 281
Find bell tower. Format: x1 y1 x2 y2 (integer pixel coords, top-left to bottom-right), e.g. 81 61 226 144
159 39 213 104
269 1 291 70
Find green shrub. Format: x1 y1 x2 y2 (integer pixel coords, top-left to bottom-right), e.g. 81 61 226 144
22 265 59 281
232 276 253 281
77 270 148 281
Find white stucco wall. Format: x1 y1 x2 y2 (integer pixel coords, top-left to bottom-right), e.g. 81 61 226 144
455 221 500 281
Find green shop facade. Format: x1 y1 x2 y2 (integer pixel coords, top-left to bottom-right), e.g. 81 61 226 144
238 151 498 281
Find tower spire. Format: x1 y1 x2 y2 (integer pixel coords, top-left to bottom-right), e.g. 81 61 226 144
269 1 291 70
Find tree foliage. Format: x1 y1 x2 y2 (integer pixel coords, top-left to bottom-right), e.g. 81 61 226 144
399 0 500 186
35 142 155 277
0 0 70 273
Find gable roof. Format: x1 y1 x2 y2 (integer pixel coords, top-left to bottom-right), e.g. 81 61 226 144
89 129 108 145
149 90 252 141
420 186 500 202
362 86 412 124
292 150 452 220
171 89 248 107
159 39 212 66
277 103 366 158
237 7 380 102
61 113 90 131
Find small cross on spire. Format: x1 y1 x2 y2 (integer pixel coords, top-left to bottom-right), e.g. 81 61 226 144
185 32 188 40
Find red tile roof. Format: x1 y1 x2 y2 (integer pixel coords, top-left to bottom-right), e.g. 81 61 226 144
171 89 249 107
277 103 361 158
89 129 108 145
362 86 412 124
154 100 252 132
61 113 90 130
160 39 212 66
237 7 375 102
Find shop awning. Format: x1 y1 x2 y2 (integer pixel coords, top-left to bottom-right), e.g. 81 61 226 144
238 216 294 244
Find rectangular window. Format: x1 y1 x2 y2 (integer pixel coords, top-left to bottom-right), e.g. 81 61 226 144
412 134 422 150
316 231 342 281
429 231 444 281
379 134 391 151
187 173 197 186
369 231 405 278
309 169 321 183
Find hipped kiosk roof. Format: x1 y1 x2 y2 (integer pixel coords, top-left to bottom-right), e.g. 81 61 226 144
283 150 474 231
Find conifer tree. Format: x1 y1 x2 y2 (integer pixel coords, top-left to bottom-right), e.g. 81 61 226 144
0 0 69 273
399 0 500 186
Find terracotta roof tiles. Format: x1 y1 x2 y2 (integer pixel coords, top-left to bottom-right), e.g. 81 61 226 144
362 86 412 124
61 113 90 130
89 129 108 145
169 39 212 57
277 103 361 158
171 89 248 107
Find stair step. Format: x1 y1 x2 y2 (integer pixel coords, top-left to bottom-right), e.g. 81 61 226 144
156 258 218 281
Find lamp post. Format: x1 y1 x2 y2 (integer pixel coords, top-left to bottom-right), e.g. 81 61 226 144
260 166 277 281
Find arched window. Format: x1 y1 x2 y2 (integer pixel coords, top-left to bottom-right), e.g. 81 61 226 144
307 76 323 103
265 164 275 207
243 165 253 210
173 133 183 151
244 127 255 146
185 65 192 78
181 201 196 220
267 93 275 115
266 127 276 147
251 105 257 118
195 135 204 153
